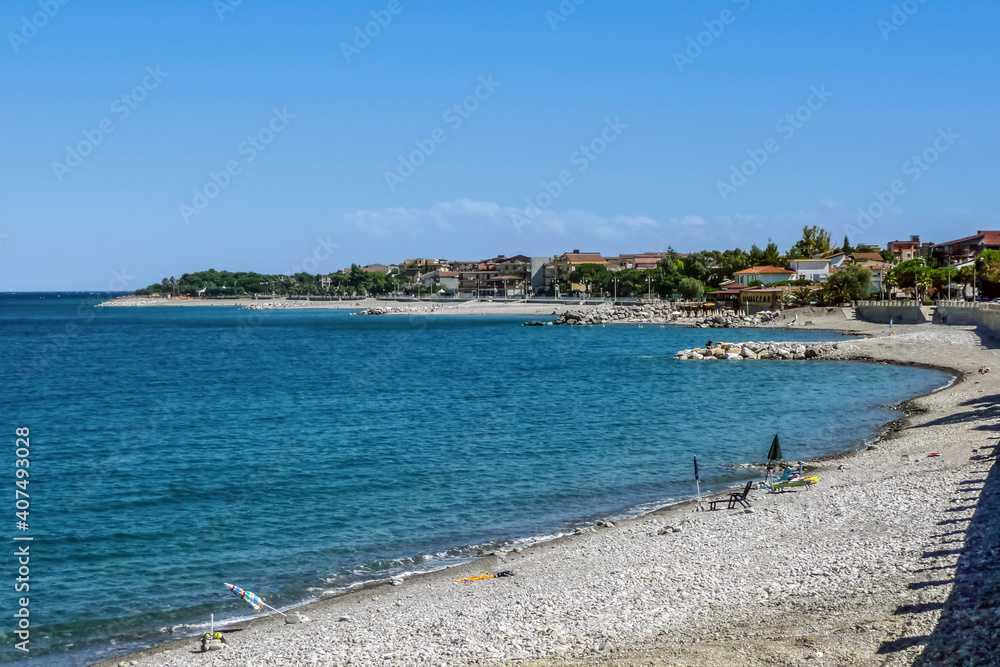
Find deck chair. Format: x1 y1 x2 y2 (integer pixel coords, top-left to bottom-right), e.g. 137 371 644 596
708 480 753 510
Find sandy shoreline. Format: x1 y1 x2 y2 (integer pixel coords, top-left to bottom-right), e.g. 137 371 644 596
96 318 998 667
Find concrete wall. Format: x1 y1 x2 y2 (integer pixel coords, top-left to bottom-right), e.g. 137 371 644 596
857 300 1000 339
855 300 927 324
935 301 1000 337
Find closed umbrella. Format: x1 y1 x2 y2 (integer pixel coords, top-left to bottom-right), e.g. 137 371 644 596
766 434 783 484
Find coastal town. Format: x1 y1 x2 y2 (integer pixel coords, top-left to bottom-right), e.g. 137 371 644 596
127 228 1000 316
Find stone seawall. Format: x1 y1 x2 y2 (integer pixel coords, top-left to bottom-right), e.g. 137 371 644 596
856 300 1000 340
935 301 1000 339
855 301 927 325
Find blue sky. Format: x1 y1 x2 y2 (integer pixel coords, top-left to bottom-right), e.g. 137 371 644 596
1 0 997 290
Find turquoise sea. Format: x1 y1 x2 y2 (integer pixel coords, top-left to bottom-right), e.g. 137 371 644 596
0 293 951 666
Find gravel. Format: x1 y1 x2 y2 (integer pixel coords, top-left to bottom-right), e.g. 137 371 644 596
102 324 999 667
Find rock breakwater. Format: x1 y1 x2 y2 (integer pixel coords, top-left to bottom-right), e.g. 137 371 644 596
553 304 681 326
692 310 782 328
675 340 840 360
361 306 436 315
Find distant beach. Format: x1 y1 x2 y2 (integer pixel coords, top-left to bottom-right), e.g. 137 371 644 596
94 318 998 666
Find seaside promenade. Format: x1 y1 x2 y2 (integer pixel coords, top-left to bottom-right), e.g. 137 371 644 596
99 315 1000 667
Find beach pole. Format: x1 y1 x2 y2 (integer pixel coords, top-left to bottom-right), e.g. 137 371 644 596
694 456 702 510
260 602 288 617
210 614 214 636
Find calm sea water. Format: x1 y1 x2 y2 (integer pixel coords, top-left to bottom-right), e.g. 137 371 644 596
0 293 950 665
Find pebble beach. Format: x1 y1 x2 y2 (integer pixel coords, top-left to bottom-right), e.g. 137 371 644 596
97 321 999 667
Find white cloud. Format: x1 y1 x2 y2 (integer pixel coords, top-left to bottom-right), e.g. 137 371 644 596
820 198 840 210
345 199 661 241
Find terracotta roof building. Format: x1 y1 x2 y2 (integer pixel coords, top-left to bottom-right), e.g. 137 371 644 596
932 231 1000 267
733 265 795 286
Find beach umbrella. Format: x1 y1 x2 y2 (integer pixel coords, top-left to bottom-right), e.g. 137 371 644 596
765 434 783 484
767 434 783 464
224 583 286 616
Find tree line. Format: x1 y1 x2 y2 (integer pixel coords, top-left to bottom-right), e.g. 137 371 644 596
136 266 409 297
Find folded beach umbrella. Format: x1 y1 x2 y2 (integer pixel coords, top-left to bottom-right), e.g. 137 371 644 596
765 434 783 484
225 583 264 613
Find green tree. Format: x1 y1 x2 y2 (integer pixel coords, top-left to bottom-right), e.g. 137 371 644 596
788 226 832 258
764 241 784 267
791 287 816 306
887 259 928 298
976 249 1000 298
678 277 704 301
824 264 872 302
569 263 611 295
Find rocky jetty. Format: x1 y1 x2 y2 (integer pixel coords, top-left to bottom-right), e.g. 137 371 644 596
675 340 840 360
552 304 681 326
97 298 165 307
692 310 782 328
360 306 435 315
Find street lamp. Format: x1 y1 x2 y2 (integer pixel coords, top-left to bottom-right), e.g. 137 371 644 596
646 274 652 301
613 277 619 303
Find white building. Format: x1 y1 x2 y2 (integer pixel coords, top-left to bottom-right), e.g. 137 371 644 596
789 259 832 282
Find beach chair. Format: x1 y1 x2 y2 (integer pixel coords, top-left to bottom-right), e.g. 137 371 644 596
708 481 753 510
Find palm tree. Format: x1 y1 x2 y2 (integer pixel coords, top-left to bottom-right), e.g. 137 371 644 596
791 287 815 306
918 272 934 303
824 282 852 305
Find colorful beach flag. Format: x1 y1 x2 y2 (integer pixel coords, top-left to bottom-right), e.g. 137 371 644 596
225 583 263 612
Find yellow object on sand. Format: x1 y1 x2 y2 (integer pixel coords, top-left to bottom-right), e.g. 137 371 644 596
770 476 819 491
456 573 493 583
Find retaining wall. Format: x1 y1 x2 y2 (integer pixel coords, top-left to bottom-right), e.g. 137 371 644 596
855 301 927 324
935 301 1000 338
857 300 1000 339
